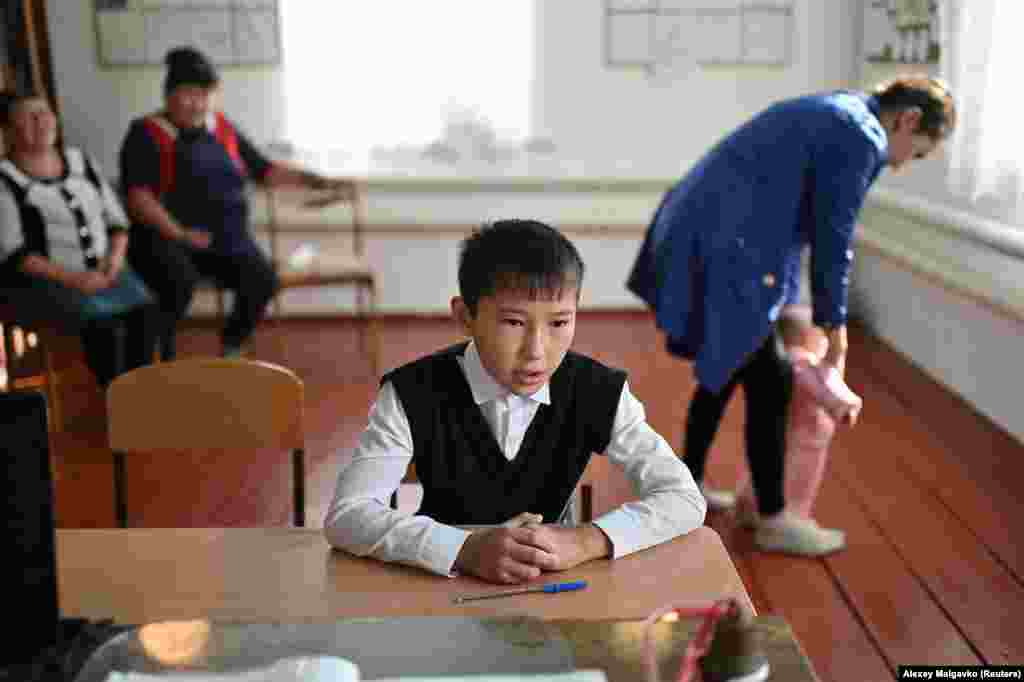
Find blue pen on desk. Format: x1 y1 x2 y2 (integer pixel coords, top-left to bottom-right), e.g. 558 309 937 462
452 580 587 604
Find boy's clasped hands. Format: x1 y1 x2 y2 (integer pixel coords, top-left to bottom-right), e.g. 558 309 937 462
453 512 612 585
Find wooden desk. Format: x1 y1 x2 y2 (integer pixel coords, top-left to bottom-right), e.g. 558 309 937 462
59 527 819 680
58 526 751 624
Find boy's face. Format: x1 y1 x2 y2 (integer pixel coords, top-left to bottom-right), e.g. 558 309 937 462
452 286 578 396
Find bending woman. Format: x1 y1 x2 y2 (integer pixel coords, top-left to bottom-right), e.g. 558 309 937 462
628 77 956 555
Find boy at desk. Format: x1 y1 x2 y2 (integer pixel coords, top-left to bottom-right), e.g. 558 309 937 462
324 219 706 584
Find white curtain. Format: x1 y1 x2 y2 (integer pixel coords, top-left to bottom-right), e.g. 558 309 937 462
279 1 533 169
943 0 1024 221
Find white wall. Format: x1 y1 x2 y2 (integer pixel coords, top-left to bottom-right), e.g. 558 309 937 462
251 227 653 318
48 1 855 179
45 1 285 176
531 1 858 175
854 204 1024 447
852 242 1024 444
237 182 668 316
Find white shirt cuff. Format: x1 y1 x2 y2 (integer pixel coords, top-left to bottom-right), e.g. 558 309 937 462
425 522 474 577
591 510 643 559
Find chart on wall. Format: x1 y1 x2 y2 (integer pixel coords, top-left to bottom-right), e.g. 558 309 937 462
863 0 940 65
93 0 280 67
860 1 941 89
604 0 794 73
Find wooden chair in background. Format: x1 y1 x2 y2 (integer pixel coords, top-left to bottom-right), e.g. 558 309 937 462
106 358 306 528
176 185 379 377
0 305 103 432
260 184 379 375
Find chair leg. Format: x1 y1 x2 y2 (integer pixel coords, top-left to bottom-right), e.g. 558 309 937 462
273 287 283 319
42 344 62 433
580 483 594 524
113 450 128 528
362 285 380 378
293 448 305 527
273 295 289 366
355 286 367 361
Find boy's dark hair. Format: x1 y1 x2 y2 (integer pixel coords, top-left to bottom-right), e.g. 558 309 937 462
0 88 41 129
874 75 956 140
458 219 585 315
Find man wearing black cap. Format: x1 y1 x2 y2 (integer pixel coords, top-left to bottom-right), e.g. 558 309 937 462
119 46 355 359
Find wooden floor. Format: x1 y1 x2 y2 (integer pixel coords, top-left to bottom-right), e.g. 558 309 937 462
43 312 1024 680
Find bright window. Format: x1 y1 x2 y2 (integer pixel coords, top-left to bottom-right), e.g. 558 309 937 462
280 1 534 167
943 0 1024 224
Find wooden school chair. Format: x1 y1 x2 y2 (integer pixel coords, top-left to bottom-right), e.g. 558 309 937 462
259 184 379 375
106 358 306 528
0 304 110 432
0 314 69 431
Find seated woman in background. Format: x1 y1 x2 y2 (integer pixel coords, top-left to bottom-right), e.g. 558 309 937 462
120 46 356 360
0 89 158 387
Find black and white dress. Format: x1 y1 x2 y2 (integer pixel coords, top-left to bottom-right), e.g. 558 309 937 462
0 147 157 385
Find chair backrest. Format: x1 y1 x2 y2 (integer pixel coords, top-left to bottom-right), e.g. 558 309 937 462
108 358 303 453
260 184 366 268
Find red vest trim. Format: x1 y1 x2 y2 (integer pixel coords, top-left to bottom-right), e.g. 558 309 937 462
141 112 248 196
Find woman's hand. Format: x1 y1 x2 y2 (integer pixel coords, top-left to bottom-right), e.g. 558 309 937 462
180 227 212 250
72 270 114 295
322 177 358 201
102 252 125 281
266 164 359 202
103 233 129 280
21 255 109 294
302 177 359 208
839 406 860 428
822 325 848 378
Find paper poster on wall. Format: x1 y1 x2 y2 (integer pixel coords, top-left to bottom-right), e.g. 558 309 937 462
861 1 941 90
233 9 279 63
93 1 281 68
741 7 791 64
693 10 741 63
606 12 653 65
603 0 793 73
144 9 233 65
608 0 656 9
863 0 940 65
96 9 146 64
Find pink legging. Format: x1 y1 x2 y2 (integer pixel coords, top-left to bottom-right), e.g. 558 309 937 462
737 419 832 517
737 351 860 517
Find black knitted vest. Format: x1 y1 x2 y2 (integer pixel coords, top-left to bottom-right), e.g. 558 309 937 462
383 343 626 525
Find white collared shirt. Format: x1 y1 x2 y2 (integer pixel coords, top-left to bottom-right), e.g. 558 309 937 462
323 342 707 576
